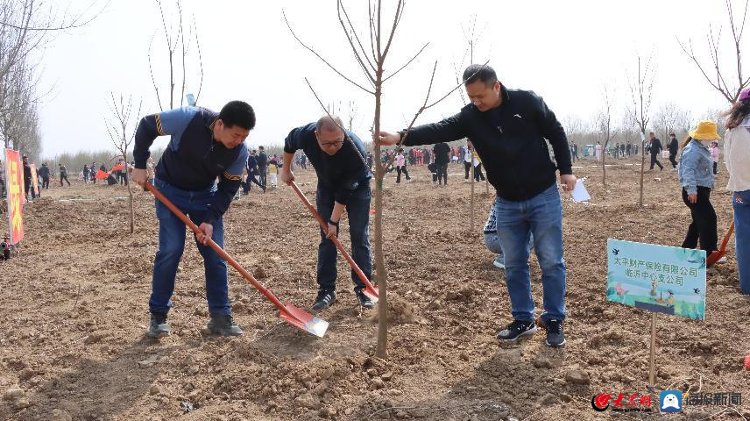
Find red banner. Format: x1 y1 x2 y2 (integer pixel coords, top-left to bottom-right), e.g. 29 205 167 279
111 163 125 172
4 149 24 244
95 169 109 180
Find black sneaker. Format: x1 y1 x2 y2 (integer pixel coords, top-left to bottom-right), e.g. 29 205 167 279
355 289 376 309
311 290 336 311
541 319 566 348
207 313 244 336
496 320 537 342
147 312 171 338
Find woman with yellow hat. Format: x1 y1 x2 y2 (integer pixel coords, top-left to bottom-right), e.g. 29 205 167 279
723 87 750 294
678 120 720 255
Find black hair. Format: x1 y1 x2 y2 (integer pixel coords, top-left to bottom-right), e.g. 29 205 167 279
462 64 497 87
218 101 256 130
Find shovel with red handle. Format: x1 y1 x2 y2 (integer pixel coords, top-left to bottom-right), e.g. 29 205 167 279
707 221 734 267
289 181 380 303
145 182 329 337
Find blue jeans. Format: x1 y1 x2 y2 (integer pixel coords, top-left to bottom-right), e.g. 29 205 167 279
734 190 750 294
149 178 231 316
316 182 373 292
494 183 566 322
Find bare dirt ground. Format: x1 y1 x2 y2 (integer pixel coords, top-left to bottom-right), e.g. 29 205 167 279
0 157 748 421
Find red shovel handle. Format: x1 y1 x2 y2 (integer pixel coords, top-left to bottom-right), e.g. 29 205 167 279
289 181 378 294
145 182 289 314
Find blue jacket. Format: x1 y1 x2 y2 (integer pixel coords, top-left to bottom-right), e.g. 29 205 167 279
284 123 371 205
678 139 714 194
133 106 248 223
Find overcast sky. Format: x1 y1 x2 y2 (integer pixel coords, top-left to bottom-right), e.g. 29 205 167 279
34 0 741 158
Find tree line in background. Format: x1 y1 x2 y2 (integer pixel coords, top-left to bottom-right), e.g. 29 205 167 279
0 0 102 162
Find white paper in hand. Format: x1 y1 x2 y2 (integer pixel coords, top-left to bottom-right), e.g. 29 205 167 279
571 178 591 202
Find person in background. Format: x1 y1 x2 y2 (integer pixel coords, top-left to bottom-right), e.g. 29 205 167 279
257 145 268 188
38 163 50 189
648 132 664 171
395 147 411 183
59 163 71 186
667 133 679 169
710 141 720 175
723 86 750 294
678 121 720 258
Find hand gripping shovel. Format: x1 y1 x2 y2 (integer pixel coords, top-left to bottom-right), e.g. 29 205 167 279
289 181 380 303
145 182 328 337
707 221 734 267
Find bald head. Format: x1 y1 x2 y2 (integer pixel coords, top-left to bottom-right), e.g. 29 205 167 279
316 115 345 134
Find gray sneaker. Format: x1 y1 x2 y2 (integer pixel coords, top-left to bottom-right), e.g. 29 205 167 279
207 314 244 336
147 313 171 338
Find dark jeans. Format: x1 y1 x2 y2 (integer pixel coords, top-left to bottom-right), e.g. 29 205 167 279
149 178 231 316
396 166 410 183
713 162 718 175
669 152 678 168
474 163 485 181
41 177 49 189
681 187 717 252
24 178 36 200
316 182 372 292
242 173 264 193
436 163 448 185
464 161 471 179
118 172 128 185
650 153 663 170
258 167 267 188
60 174 70 186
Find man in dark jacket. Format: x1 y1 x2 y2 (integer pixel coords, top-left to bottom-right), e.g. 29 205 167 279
22 156 35 201
131 101 256 338
38 163 50 189
281 115 375 311
433 142 450 185
667 132 679 168
256 145 268 188
242 149 265 194
378 64 575 347
648 132 664 170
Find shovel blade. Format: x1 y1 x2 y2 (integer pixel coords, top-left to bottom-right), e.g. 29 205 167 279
279 304 329 338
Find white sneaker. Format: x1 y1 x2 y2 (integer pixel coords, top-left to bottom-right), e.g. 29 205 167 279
493 256 505 269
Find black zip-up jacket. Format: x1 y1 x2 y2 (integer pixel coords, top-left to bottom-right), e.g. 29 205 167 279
401 86 571 201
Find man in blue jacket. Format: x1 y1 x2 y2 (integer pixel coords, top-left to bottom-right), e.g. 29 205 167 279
280 115 375 310
378 65 575 347
131 101 255 338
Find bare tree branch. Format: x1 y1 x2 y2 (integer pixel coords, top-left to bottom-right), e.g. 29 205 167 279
283 9 374 94
383 42 429 82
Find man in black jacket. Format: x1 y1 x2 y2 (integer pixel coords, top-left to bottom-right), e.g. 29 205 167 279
38 163 50 189
433 142 450 185
648 132 664 170
667 132 679 168
22 156 35 201
378 64 575 347
257 146 268 188
281 115 375 311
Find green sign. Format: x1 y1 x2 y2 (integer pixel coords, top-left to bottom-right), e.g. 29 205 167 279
607 239 706 320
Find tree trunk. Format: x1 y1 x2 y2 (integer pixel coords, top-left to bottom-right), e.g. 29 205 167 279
602 145 607 187
638 136 646 206
374 73 388 359
128 180 134 234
